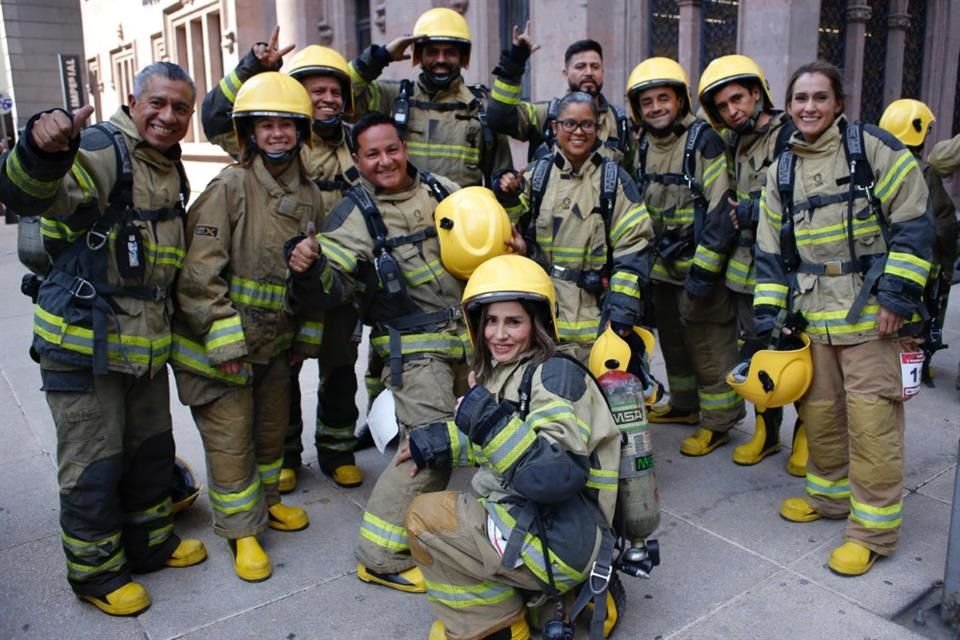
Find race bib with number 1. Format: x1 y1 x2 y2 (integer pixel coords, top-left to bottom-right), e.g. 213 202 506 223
900 351 924 399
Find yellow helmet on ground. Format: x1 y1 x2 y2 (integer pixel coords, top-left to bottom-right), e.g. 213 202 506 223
879 98 935 147
697 54 775 130
232 71 313 152
727 333 813 412
412 7 472 68
589 326 655 379
462 254 557 344
171 457 201 515
626 57 691 123
435 186 512 280
285 45 354 116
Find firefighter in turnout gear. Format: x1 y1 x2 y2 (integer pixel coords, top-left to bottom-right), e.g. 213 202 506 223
494 91 654 363
487 21 633 166
200 27 367 491
880 99 958 385
698 54 808 473
286 113 464 594
756 62 933 576
626 57 745 454
402 254 622 640
347 7 514 188
0 62 207 616
172 72 320 582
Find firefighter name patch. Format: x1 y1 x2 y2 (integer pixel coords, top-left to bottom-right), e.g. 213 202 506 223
194 225 219 238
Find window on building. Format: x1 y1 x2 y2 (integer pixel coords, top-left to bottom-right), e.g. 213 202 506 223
817 0 846 69
498 0 530 100
860 2 888 123
648 0 679 60
86 56 102 124
701 0 738 72
355 0 372 55
170 5 223 143
151 32 167 62
110 43 136 106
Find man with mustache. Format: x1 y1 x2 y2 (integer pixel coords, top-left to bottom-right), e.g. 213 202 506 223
486 21 632 166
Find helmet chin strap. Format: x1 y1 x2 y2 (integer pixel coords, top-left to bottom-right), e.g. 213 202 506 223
734 97 765 134
250 132 304 165
422 69 460 91
313 114 342 129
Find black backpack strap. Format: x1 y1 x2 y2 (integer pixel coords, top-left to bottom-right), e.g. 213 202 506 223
636 134 649 186
684 120 709 242
542 97 561 148
527 156 555 231
419 170 450 203
599 158 619 222
605 103 630 155
777 150 800 274
347 185 389 255
393 79 414 132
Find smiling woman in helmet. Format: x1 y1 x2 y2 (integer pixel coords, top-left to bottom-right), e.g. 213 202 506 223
171 72 326 583
398 254 623 640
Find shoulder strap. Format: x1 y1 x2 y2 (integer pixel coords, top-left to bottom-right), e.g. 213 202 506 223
419 170 449 203
773 120 795 158
636 134 649 183
843 121 888 243
347 185 389 255
528 157 555 229
608 103 630 154
683 119 708 183
599 158 619 222
777 151 800 274
542 97 561 147
517 353 607 419
95 122 134 212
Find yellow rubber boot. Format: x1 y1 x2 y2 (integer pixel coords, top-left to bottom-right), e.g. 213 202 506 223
330 463 363 488
428 619 531 640
231 536 272 582
786 421 808 477
357 563 426 593
268 502 309 532
828 541 879 576
80 581 151 616
732 410 782 465
278 468 297 494
779 497 821 522
680 428 730 456
165 538 207 568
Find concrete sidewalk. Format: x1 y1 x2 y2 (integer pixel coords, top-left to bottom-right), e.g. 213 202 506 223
0 220 956 640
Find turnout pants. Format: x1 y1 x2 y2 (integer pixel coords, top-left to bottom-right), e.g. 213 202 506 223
191 355 290 539
800 338 911 554
652 281 744 431
355 353 468 573
43 365 179 598
406 491 539 640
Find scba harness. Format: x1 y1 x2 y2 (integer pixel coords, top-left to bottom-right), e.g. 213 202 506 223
30 122 188 374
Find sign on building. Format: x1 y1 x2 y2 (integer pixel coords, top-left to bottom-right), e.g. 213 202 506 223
58 54 86 112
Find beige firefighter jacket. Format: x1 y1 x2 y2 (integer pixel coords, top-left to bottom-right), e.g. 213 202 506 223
173 156 326 389
755 117 933 345
0 107 187 377
927 132 960 176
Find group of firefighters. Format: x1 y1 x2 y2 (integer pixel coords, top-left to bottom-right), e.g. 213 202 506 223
1 5 954 639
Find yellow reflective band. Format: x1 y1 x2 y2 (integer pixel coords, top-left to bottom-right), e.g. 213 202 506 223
447 420 477 466
484 415 537 475
491 78 522 106
726 257 755 287
527 400 590 444
849 498 902 530
522 103 538 127
143 240 185 268
699 388 743 411
40 216 83 242
319 235 357 273
586 467 618 491
609 204 651 246
370 331 469 359
124 498 172 525
8 148 60 200
884 251 931 287
804 305 879 336
229 274 286 311
760 194 782 229
701 155 726 189
296 320 324 346
404 257 444 287
34 305 170 365
804 472 850 498
406 141 480 163
170 334 251 384
61 530 122 556
609 271 639 298
218 70 242 103
425 577 516 609
347 63 365 88
874 152 918 204
147 523 174 547
557 318 601 343
693 245 724 273
209 475 262 515
652 256 693 280
69 161 96 204
359 510 409 552
667 373 697 392
258 458 282 485
205 315 245 351
65 548 126 579
753 283 788 308
647 204 696 226
795 216 881 247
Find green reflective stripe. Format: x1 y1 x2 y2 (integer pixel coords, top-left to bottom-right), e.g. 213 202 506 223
370 331 468 358
404 257 444 287
804 305 878 336
296 320 324 346
35 305 169 365
147 523 174 547
647 204 695 226
66 548 127 580
522 102 539 127
487 502 585 592
219 70 242 103
447 421 477 466
505 202 525 225
609 204 650 245
549 244 601 261
258 458 282 485
850 498 902 530
209 476 262 515
359 510 409 552
667 373 697 393
701 155 726 189
693 245 724 273
609 272 639 298
170 334 251 384
760 194 781 228
491 78 522 105
8 147 60 199
425 577 516 609
754 283 788 308
124 498 172 525
229 274 286 311
206 315 245 351
484 415 537 475
885 251 930 287
143 240 185 268
557 319 601 343
698 388 742 411
726 257 754 287
805 472 850 498
69 161 97 204
652 256 693 279
319 235 357 273
586 467 618 491
62 530 122 557
795 217 881 246
406 141 480 163
40 216 81 242
874 152 918 203
528 400 590 444
347 63 366 88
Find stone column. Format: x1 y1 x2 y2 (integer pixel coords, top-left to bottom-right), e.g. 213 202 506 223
843 1 871 122
528 0 589 101
677 0 701 106
275 0 324 53
883 0 910 108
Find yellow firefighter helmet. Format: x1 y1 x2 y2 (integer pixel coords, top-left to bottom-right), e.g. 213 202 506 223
462 254 558 344
626 57 691 123
879 98 935 147
285 45 354 116
435 186 513 280
171 457 201 515
727 333 813 411
697 54 775 130
412 7 472 68
588 325 656 379
232 71 313 149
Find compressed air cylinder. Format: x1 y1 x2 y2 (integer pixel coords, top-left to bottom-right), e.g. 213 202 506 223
598 369 660 542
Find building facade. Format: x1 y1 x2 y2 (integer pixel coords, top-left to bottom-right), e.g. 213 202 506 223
63 0 960 191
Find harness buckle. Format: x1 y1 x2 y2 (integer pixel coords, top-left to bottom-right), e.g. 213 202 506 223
824 260 845 276
151 285 168 302
86 228 109 251
70 277 96 300
587 560 612 595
